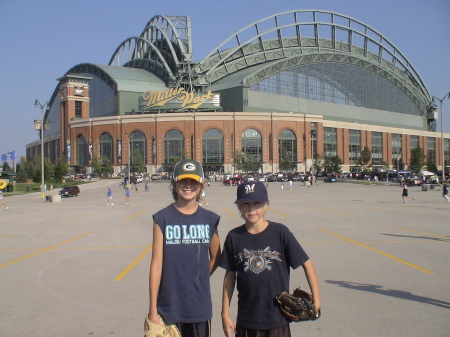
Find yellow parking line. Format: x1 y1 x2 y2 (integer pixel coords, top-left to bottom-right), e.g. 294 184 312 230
356 206 413 215
115 245 152 281
0 234 15 239
61 211 105 222
4 213 60 223
224 208 237 219
318 227 434 274
305 206 349 216
124 210 147 221
0 232 92 269
390 226 450 240
268 208 288 217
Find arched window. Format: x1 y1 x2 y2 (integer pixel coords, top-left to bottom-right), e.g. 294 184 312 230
241 128 262 162
164 129 185 164
76 134 87 166
279 129 297 164
130 130 147 168
203 128 224 163
99 132 113 163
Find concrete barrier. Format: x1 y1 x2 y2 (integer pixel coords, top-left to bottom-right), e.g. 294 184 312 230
51 194 61 203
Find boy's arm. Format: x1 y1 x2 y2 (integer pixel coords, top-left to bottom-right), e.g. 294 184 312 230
148 222 164 324
209 229 221 275
222 270 237 337
302 259 321 313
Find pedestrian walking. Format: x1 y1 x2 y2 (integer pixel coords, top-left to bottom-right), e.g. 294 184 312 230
220 181 321 337
125 186 131 204
200 189 208 206
106 186 114 206
289 180 293 190
401 183 414 203
442 181 449 202
0 190 8 210
148 159 221 337
144 182 149 192
280 181 284 190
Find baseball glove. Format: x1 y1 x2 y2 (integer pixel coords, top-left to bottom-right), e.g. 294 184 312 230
276 287 321 322
144 314 181 337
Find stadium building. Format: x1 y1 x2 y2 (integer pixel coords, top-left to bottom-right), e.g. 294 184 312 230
26 10 449 176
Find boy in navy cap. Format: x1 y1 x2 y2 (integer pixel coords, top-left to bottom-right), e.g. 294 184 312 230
148 159 221 337
220 181 321 337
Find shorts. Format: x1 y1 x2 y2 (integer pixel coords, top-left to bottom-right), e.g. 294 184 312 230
236 324 291 337
175 320 210 337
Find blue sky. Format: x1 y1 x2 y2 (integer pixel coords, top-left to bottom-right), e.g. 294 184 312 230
0 0 449 160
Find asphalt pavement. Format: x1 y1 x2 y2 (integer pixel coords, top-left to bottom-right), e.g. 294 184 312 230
0 178 449 336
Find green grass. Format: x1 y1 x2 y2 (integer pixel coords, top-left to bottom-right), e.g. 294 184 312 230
3 180 90 197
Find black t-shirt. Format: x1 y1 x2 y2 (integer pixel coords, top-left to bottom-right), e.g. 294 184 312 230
219 221 309 329
153 204 220 324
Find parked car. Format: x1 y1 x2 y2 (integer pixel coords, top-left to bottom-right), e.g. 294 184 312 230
324 175 337 183
223 177 244 186
59 185 80 197
151 174 160 180
404 176 424 186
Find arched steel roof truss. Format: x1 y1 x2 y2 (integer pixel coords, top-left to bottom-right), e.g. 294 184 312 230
108 37 176 85
143 15 193 61
196 10 429 106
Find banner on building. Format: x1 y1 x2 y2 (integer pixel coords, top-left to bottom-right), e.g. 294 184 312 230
117 139 122 160
152 137 156 163
88 142 93 161
1 150 16 161
67 141 71 163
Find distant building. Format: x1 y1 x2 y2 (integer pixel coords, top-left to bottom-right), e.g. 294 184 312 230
26 11 449 174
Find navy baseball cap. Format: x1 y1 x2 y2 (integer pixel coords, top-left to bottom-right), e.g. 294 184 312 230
235 181 269 204
173 159 204 183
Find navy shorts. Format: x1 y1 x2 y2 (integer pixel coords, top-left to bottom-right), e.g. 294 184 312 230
175 320 210 337
236 323 291 337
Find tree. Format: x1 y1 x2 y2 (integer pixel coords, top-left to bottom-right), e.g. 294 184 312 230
279 147 295 172
232 150 245 172
32 156 55 183
54 155 70 183
2 161 11 173
409 147 426 173
131 150 145 173
312 153 324 172
358 146 372 172
16 165 28 183
426 160 437 173
22 157 36 180
242 153 261 173
91 155 113 177
323 154 343 173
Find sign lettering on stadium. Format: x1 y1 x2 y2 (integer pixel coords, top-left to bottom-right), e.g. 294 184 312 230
143 88 217 110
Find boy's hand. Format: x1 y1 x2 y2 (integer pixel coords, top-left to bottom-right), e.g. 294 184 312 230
222 315 236 337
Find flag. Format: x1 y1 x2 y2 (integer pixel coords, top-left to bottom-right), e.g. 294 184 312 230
1 150 15 161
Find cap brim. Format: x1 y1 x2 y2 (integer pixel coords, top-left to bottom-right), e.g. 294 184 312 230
235 197 269 204
176 174 202 182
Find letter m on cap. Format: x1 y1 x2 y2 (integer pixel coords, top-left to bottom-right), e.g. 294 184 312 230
245 184 255 194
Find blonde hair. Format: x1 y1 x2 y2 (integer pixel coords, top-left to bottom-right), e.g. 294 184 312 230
170 179 204 202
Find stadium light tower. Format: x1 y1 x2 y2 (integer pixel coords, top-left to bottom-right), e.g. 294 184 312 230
432 92 450 184
34 99 49 203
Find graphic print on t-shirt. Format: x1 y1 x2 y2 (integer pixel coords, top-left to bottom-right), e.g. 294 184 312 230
236 246 282 274
165 224 211 245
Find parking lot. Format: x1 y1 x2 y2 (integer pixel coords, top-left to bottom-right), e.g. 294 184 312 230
0 179 449 336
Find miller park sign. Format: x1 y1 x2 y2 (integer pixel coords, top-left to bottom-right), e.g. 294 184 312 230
140 87 221 112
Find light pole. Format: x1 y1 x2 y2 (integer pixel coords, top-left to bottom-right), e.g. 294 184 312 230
432 92 450 183
34 99 48 203
125 133 131 183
